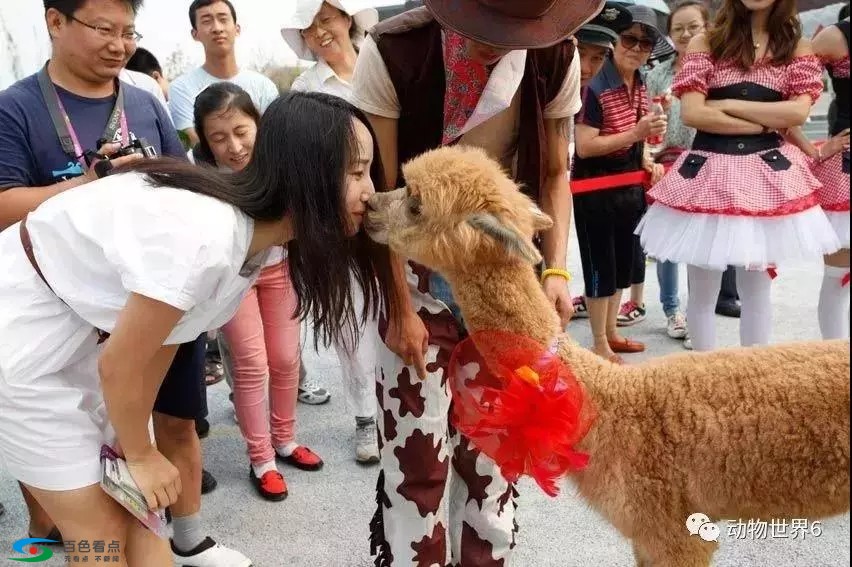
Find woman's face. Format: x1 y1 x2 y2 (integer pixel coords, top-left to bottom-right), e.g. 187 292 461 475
615 23 655 71
344 118 376 235
669 6 707 56
203 106 257 172
301 2 354 61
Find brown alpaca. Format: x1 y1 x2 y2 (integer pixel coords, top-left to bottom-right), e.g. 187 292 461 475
365 145 851 567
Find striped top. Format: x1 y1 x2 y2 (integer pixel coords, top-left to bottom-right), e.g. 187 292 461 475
576 57 648 161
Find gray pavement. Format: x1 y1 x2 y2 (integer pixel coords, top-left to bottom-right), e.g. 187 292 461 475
0 244 848 566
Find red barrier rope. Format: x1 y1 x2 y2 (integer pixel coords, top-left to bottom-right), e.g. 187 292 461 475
570 169 658 194
570 140 828 195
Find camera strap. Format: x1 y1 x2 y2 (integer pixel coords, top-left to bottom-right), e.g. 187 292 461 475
37 62 129 169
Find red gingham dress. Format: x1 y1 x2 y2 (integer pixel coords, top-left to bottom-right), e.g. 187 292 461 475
813 55 850 213
646 52 825 216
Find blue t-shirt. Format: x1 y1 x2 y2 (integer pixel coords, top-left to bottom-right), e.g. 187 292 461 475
0 73 185 189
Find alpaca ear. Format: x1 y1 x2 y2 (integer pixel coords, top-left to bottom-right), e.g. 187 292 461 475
529 204 553 231
466 213 543 265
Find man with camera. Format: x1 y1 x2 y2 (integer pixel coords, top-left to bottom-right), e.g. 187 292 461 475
0 1 251 566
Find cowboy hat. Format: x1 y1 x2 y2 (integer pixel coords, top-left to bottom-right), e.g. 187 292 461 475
423 0 606 50
281 0 379 61
576 2 632 49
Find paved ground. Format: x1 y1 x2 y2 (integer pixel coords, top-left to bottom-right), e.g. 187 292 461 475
0 103 847 566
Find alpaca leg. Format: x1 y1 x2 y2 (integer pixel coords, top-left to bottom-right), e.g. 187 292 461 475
632 541 653 567
686 266 722 351
635 528 717 567
735 267 773 347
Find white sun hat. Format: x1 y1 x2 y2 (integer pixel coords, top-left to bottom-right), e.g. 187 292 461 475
281 0 380 61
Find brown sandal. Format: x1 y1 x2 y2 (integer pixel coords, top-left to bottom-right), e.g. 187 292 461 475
608 337 646 353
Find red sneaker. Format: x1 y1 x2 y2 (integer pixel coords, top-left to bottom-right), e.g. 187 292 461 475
277 445 324 471
250 469 288 501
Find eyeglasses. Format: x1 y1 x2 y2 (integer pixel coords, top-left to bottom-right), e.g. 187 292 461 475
670 22 705 37
69 14 142 43
619 34 655 52
299 13 341 37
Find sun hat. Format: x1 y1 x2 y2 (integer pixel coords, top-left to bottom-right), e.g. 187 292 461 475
622 4 668 54
281 0 379 61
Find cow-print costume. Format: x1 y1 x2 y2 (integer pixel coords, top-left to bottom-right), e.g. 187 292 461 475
370 262 519 566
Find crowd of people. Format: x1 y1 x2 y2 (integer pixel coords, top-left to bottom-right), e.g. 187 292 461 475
0 0 847 565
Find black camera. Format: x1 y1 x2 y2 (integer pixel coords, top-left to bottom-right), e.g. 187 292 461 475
111 138 158 160
85 138 158 178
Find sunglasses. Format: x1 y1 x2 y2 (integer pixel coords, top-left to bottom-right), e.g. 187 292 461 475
620 34 655 52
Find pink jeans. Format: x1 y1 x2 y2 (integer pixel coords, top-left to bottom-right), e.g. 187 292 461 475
222 261 300 465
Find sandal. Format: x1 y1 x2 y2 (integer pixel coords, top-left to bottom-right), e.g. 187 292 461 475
590 349 625 365
608 337 645 353
205 356 225 386
604 352 625 364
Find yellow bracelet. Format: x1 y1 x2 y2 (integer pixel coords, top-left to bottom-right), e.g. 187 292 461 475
541 268 572 283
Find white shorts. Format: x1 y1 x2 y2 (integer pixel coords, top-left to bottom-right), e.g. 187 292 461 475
0 226 112 490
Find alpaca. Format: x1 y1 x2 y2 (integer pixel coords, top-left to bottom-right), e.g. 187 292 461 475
365 145 850 567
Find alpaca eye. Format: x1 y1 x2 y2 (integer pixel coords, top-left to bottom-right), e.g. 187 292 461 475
408 199 422 217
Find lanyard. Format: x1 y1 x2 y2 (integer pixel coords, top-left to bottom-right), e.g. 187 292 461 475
37 63 128 169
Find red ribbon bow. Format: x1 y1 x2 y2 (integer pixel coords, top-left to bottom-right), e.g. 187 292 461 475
448 331 596 496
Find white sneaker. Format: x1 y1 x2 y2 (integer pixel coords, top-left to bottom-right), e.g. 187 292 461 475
355 419 380 464
666 312 688 339
297 375 331 405
172 537 252 567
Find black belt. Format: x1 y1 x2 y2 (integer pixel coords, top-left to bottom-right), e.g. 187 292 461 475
20 217 110 344
692 132 782 155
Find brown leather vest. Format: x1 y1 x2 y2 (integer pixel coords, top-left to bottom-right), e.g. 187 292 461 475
369 7 574 204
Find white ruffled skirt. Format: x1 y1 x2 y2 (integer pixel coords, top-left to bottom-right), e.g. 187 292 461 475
825 210 850 249
635 203 842 270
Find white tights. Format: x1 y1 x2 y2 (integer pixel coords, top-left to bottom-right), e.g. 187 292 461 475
687 266 772 352
818 265 850 340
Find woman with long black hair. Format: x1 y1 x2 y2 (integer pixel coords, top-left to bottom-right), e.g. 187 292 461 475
0 90 396 565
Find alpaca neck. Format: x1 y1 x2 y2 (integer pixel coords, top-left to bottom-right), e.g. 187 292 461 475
442 263 562 346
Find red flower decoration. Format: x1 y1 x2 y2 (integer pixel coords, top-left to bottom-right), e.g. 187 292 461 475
448 331 596 497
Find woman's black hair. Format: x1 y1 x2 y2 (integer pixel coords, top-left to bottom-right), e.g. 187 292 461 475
191 82 261 167
118 91 399 347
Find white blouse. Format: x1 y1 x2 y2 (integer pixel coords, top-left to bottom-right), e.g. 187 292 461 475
26 172 268 345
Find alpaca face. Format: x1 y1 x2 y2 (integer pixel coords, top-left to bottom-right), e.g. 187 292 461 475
365 146 553 272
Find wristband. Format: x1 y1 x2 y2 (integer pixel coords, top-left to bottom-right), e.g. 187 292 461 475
541 268 572 283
